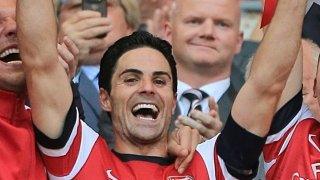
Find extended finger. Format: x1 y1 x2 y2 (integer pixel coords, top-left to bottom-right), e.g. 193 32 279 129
58 43 74 63
179 114 220 139
168 128 188 170
179 116 209 136
177 129 199 174
58 56 69 75
67 10 102 24
57 43 75 76
63 37 80 77
78 25 112 39
189 110 218 129
70 18 111 32
175 126 192 168
168 129 184 156
63 36 80 56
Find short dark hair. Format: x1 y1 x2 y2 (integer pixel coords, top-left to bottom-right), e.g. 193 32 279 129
98 31 177 94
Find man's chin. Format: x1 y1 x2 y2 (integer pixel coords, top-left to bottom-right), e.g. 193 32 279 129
0 61 26 93
0 78 26 93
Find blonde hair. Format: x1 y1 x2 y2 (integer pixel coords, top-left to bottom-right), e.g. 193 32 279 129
119 0 141 30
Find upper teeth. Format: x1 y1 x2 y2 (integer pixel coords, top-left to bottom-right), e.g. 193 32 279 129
0 48 19 58
133 104 158 112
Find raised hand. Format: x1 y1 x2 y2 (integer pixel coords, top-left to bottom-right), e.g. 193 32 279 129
57 36 79 79
59 10 111 65
175 97 223 140
168 126 201 174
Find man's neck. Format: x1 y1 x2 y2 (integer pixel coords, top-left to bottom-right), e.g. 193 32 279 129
114 137 169 157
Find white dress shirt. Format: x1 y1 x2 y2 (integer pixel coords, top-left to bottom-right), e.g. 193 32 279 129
73 65 100 91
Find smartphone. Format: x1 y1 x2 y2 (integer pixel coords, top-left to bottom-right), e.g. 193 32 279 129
82 0 107 38
82 0 107 17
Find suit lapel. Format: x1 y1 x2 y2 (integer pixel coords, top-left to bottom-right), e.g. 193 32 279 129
217 83 238 124
172 104 181 121
168 103 181 131
78 72 101 118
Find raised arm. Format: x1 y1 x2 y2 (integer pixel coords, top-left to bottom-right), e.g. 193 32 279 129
17 0 73 138
232 0 307 137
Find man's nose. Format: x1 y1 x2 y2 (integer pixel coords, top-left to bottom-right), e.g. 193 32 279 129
2 17 17 39
200 20 215 39
139 78 155 95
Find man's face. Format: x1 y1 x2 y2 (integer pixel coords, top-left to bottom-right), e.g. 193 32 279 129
0 0 25 92
102 47 176 144
167 0 243 70
59 0 133 65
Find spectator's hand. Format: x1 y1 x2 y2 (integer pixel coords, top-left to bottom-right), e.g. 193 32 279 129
168 125 201 174
176 97 222 140
59 10 111 65
146 5 170 39
57 36 79 79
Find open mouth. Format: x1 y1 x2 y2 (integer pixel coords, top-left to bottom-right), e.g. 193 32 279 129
0 48 21 63
132 103 159 121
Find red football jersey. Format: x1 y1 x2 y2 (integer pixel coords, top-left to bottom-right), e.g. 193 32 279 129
0 90 46 180
37 104 261 180
264 98 320 179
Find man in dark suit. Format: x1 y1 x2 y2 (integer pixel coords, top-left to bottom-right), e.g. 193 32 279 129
165 0 245 125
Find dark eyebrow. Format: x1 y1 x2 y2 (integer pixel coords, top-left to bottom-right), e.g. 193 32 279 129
153 71 172 80
119 69 142 76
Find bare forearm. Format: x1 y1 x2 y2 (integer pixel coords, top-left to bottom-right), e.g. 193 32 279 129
17 0 58 66
250 0 306 91
232 0 307 137
17 0 73 138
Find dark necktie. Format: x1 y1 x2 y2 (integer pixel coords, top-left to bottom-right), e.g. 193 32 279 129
182 89 209 115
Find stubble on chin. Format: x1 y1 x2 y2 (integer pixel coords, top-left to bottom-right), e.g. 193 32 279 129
0 65 26 92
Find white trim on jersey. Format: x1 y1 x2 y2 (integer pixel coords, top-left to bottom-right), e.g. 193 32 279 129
264 159 276 174
218 156 237 179
197 135 237 179
38 108 80 157
196 135 218 180
266 104 312 144
48 120 99 179
264 104 313 172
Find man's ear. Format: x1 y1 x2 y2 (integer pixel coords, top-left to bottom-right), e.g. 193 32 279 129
164 21 173 44
235 31 244 54
100 88 112 112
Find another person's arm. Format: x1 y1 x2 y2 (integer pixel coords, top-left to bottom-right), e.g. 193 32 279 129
216 0 306 178
17 0 74 138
